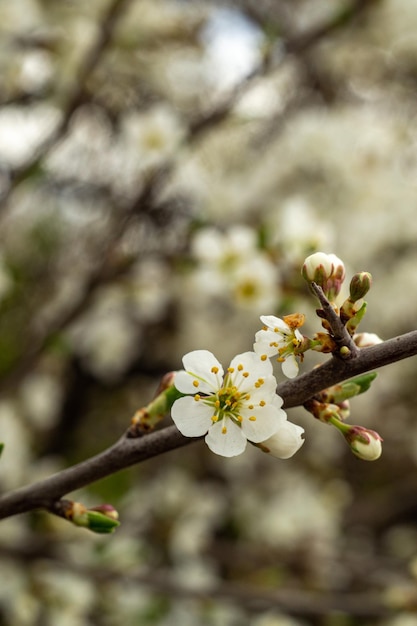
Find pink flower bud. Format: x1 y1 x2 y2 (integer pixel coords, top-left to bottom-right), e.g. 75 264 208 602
344 426 383 461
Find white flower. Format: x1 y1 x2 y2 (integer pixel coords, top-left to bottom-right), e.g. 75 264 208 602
189 226 280 311
253 314 305 378
171 350 287 457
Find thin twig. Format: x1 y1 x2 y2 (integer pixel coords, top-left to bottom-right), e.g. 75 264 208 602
310 282 360 358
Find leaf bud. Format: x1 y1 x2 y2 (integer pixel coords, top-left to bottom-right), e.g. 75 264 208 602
66 501 120 534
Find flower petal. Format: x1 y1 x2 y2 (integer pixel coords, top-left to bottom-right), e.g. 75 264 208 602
253 331 281 357
281 354 299 378
205 420 247 457
260 315 289 333
261 421 305 458
174 350 224 394
171 396 213 437
229 351 274 392
248 375 279 403
240 404 282 443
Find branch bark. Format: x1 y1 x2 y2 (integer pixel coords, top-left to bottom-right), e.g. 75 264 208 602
1 329 417 521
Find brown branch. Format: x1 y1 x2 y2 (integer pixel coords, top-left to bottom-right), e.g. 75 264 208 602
1 329 417 521
310 282 360 358
278 330 417 408
0 428 191 520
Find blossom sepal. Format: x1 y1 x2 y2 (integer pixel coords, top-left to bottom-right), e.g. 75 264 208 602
345 301 367 335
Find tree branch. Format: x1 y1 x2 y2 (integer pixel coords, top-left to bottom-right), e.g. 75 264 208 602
309 282 360 357
1 329 417 521
277 330 417 408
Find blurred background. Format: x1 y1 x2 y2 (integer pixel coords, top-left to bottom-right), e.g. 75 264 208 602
1 0 417 624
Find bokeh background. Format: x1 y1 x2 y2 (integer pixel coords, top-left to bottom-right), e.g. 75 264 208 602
1 0 417 624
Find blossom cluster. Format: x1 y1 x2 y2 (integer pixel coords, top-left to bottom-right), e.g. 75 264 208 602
170 251 383 461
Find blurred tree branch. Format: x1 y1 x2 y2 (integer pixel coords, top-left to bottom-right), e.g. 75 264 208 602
0 539 394 618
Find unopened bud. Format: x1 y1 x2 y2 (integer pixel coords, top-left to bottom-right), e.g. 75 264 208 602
304 398 341 423
130 373 183 435
66 501 120 534
353 332 383 348
344 426 383 461
84 510 120 534
349 272 372 301
302 252 345 300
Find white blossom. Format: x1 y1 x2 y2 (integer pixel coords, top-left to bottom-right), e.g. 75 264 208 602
171 350 298 457
254 314 305 378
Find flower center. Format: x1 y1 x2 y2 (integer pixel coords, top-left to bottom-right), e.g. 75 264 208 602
203 379 248 427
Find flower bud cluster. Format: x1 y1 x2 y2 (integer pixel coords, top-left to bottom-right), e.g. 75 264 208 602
304 373 382 461
301 252 374 356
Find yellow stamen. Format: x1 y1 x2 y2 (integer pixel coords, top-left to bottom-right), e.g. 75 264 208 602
193 380 199 387
228 367 235 373
237 364 243 371
222 426 227 434
259 400 265 407
242 372 249 378
194 394 201 401
212 415 218 422
211 366 219 374
260 354 267 361
249 416 257 421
